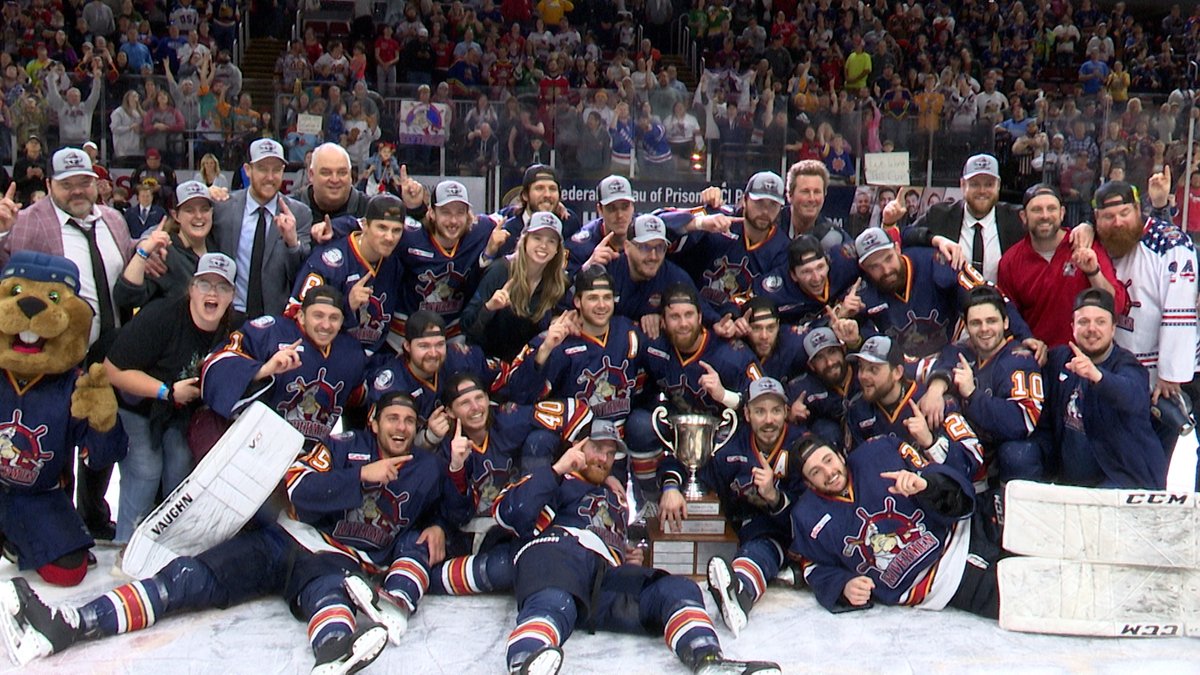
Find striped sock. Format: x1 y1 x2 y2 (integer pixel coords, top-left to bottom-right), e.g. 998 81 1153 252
307 603 355 652
83 580 163 636
383 557 430 612
732 557 767 605
663 604 718 664
505 618 562 671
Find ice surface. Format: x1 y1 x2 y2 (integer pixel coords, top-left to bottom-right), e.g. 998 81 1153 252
4 547 1200 675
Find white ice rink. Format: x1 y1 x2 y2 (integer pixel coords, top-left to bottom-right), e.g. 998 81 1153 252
3 545 1200 675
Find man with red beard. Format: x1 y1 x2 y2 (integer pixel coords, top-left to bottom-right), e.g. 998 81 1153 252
1089 171 1196 455
497 421 781 675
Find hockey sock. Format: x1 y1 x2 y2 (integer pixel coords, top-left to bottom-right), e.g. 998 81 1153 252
629 450 662 486
732 557 767 607
80 579 167 637
382 557 429 612
506 589 575 671
307 603 356 653
664 604 720 667
431 549 514 595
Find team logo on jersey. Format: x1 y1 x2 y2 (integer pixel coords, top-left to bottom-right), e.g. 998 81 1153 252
471 456 513 515
701 256 752 305
373 369 395 391
843 496 938 588
321 248 344 267
0 410 51 487
250 316 275 328
730 472 771 509
577 356 633 418
662 374 709 414
335 485 412 550
416 264 467 314
576 492 626 553
571 230 591 243
893 309 948 360
1064 385 1085 433
351 291 392 345
280 367 345 440
761 274 783 292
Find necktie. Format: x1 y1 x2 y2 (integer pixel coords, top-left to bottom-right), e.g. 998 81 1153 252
972 223 985 274
247 207 268 318
68 219 116 364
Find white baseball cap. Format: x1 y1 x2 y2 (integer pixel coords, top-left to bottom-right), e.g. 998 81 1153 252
631 214 668 243
962 153 1000 180
248 138 286 164
434 180 470 207
597 175 634 205
51 148 98 180
194 252 236 285
747 377 787 404
525 212 563 238
854 227 895 263
175 180 213 207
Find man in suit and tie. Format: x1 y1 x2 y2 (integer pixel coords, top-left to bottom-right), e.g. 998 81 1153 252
0 146 136 541
212 138 313 323
884 154 1025 283
123 178 167 238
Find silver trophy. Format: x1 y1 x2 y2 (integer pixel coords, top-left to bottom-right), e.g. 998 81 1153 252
650 406 738 500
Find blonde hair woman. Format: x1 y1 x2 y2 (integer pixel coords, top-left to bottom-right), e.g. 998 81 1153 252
193 153 229 189
462 212 567 360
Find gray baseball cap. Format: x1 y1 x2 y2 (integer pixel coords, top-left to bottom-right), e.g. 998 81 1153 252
802 327 843 362
434 180 470 207
747 377 787 404
854 227 895 263
51 148 98 180
590 419 627 450
194 252 236 285
598 175 634 205
525 211 563 238
745 171 786 204
847 335 903 367
962 153 1000 180
175 180 213 207
248 138 286 164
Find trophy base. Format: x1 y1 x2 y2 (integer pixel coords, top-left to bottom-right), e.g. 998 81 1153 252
645 495 736 581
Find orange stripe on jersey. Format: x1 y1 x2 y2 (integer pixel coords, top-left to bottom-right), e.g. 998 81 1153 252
114 583 148 632
534 508 554 533
904 563 938 606
894 255 914 303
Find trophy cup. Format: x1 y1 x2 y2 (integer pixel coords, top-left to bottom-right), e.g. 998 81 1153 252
645 406 739 579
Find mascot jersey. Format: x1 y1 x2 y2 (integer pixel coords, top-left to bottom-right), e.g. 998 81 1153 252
790 436 975 611
286 430 472 570
0 370 126 493
201 315 366 444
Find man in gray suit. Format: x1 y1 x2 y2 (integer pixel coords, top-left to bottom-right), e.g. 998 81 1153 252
212 138 312 322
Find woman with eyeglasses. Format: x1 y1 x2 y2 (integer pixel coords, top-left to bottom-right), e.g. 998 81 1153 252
114 181 216 312
104 251 237 549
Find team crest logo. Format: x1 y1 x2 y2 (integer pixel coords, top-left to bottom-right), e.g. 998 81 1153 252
701 256 752 305
335 484 412 550
352 291 391 345
416 264 467 314
761 274 783 292
843 496 939 588
0 410 51 487
471 456 512 514
321 248 344 267
280 367 345 440
577 356 633 418
895 309 948 360
577 492 626 552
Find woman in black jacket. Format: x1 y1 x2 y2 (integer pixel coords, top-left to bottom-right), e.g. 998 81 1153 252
115 181 216 312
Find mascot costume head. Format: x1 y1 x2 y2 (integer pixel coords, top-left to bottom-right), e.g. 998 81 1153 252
0 251 124 586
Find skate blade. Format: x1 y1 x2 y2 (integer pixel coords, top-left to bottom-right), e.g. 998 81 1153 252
340 624 388 675
706 559 746 638
521 646 563 675
343 577 407 646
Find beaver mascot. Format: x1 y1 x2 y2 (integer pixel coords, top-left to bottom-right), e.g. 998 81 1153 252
0 251 126 586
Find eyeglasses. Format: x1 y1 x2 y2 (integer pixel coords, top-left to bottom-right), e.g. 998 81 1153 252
633 241 667 256
194 279 234 295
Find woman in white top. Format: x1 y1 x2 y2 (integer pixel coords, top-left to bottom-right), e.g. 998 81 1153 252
192 153 229 189
110 90 145 162
342 99 380 171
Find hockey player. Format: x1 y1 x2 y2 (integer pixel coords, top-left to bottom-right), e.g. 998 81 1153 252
428 373 592 597
845 336 984 481
1090 172 1197 452
753 234 862 326
659 378 805 636
628 284 762 496
496 425 781 675
365 310 501 445
607 214 720 338
201 285 366 445
566 175 638 275
286 194 407 355
917 287 1045 481
504 266 646 426
665 171 791 318
738 297 808 383
789 435 1000 618
0 392 466 673
495 164 583 254
1035 288 1167 489
786 327 860 448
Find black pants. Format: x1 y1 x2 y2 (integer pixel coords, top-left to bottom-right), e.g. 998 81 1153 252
947 509 1003 619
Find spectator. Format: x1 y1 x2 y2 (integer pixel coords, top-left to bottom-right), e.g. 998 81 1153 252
844 37 871 92
12 135 48 203
119 26 152 73
124 178 166 238
193 152 229 189
110 90 145 164
142 90 185 163
130 148 178 202
44 63 102 148
1078 48 1110 97
11 93 49 147
375 26 401 95
577 111 613 178
664 100 703 168
83 0 116 40
823 134 854 183
276 39 311 92
363 141 404 194
341 101 379 172
461 122 501 176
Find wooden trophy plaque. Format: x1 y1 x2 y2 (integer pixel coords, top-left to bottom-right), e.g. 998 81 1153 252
646 493 738 581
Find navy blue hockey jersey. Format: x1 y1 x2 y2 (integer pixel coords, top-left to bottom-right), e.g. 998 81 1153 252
366 342 502 421
642 330 763 416
754 245 861 325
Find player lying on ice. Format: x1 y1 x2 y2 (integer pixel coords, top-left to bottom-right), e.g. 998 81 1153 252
496 420 781 675
0 391 471 674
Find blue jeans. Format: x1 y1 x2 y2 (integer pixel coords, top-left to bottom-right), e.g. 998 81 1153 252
115 409 195 543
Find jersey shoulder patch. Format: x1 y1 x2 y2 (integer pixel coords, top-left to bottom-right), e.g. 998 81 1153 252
1143 219 1196 255
249 315 275 328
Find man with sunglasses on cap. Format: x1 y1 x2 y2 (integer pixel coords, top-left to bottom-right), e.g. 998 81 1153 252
496 421 781 675
201 284 366 446
845 335 985 483
607 214 720 339
1088 169 1196 454
917 287 1046 483
566 174 637 276
852 226 1041 366
665 171 790 322
659 377 805 638
287 194 407 355
754 234 863 326
787 327 862 447
997 183 1128 349
1034 288 1167 489
426 373 592 598
789 434 1001 619
629 283 763 499
0 392 468 674
366 310 501 445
